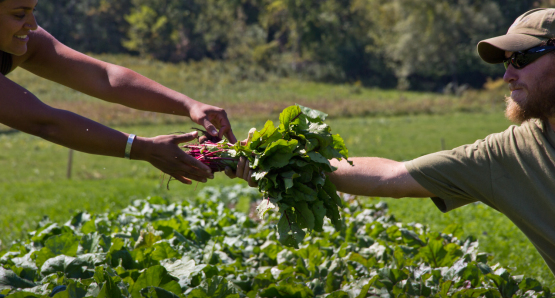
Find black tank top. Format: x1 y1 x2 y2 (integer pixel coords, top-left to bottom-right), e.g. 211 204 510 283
0 51 13 76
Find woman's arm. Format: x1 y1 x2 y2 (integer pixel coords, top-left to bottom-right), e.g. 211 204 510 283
0 76 213 184
15 27 235 142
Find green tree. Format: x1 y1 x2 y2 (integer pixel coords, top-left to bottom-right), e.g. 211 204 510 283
35 0 131 53
370 0 504 90
123 0 202 61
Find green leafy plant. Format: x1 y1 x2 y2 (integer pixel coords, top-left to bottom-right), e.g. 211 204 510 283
0 187 552 297
185 104 352 248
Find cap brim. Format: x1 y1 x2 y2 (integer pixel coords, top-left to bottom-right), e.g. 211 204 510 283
477 34 545 64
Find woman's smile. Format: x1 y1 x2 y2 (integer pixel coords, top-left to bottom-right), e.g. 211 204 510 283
0 0 38 55
14 34 29 41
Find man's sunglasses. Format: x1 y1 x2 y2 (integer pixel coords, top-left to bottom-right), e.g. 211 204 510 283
503 45 555 69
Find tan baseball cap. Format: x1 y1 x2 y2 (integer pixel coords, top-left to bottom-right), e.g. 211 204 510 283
478 8 555 64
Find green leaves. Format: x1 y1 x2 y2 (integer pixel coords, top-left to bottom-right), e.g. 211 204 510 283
419 233 463 268
0 188 552 297
190 104 351 248
277 211 306 249
258 139 299 170
239 104 353 247
0 267 35 290
129 266 181 297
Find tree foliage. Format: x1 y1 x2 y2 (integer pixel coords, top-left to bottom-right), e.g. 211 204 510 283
34 0 550 90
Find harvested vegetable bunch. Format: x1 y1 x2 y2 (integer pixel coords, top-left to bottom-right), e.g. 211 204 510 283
184 104 353 248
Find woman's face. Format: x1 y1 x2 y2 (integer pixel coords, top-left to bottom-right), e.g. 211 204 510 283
0 0 38 56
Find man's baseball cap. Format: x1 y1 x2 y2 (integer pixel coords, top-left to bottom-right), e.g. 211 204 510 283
478 8 555 64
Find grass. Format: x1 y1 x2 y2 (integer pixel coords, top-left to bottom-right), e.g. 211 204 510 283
1 54 553 287
3 54 507 128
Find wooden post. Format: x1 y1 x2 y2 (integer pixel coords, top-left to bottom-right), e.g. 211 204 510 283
67 149 74 179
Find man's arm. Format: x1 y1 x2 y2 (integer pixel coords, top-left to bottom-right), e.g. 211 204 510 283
328 157 435 198
228 155 436 198
16 27 235 142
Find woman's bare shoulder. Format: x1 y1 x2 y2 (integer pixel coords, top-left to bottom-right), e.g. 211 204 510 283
12 26 58 68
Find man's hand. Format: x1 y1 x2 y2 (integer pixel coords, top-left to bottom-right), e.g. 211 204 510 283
189 102 237 143
225 156 257 187
223 137 257 187
132 131 214 185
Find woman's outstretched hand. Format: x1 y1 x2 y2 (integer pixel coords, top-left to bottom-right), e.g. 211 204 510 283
132 131 214 185
188 102 237 144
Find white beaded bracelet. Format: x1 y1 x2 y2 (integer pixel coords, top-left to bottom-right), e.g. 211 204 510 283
124 134 136 159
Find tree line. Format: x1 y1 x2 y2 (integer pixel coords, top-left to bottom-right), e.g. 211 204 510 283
35 0 553 90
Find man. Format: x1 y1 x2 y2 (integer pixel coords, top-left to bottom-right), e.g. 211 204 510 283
229 8 555 275
327 7 555 274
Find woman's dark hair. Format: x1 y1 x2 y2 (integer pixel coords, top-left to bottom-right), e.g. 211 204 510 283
0 51 13 76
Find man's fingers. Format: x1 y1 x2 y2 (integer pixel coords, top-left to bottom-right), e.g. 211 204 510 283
248 170 257 188
225 166 237 179
242 166 251 181
236 157 247 179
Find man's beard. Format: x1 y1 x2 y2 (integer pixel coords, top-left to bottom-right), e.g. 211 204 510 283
505 82 555 124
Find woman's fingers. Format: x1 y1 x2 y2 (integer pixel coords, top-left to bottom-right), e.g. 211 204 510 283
201 118 219 138
217 119 237 143
140 133 216 184
171 131 199 144
201 117 237 143
155 154 212 183
179 150 212 175
169 174 193 185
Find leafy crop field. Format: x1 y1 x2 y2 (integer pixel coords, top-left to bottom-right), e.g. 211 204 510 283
1 187 552 297
2 112 553 289
1 54 553 289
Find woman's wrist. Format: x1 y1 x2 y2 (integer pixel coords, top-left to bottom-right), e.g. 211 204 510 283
124 134 136 159
128 136 149 161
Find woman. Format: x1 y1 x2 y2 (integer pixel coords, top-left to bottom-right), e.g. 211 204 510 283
0 0 236 184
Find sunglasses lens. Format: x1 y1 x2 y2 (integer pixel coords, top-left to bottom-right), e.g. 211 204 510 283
504 54 523 70
502 46 555 70
513 55 526 69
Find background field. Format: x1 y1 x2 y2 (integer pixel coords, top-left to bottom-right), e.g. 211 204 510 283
2 55 553 288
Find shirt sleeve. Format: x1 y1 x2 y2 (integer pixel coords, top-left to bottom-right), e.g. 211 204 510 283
404 139 496 213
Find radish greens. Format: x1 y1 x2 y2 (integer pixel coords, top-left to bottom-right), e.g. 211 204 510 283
184 104 352 248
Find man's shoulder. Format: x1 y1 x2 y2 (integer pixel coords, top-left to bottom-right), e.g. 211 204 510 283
484 119 542 143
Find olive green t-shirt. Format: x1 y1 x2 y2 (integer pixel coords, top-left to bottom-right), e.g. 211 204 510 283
405 119 555 274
